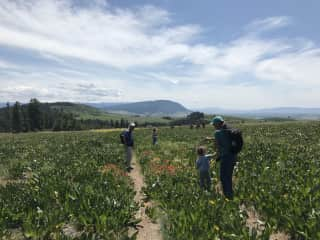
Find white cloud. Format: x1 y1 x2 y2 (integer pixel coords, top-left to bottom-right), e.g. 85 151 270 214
0 81 123 103
255 49 320 86
0 0 319 108
0 0 198 68
0 85 58 101
0 69 125 102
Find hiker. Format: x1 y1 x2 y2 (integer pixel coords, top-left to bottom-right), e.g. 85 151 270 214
207 116 239 199
196 146 213 191
152 127 158 145
122 122 135 172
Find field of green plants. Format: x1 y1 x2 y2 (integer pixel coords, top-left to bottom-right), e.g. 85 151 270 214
135 122 320 240
1 121 319 240
0 132 138 239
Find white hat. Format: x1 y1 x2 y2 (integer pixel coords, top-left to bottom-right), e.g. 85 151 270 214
129 122 136 127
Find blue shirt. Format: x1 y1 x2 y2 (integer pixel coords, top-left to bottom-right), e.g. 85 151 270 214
196 155 211 172
124 130 134 147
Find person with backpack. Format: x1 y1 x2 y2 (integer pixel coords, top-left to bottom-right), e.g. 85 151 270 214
152 127 158 145
206 116 243 200
120 122 135 172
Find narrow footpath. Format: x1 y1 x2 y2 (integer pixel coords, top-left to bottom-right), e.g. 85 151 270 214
128 156 163 240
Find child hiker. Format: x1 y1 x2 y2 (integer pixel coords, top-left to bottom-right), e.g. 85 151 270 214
196 146 213 191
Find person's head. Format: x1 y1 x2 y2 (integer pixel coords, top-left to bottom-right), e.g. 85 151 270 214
128 122 135 131
211 116 224 129
153 128 157 132
197 146 206 156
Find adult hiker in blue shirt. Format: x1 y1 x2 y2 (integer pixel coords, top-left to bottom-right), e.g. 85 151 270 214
207 116 236 200
124 122 135 171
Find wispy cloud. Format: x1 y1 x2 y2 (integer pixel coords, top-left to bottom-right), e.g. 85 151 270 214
69 83 122 98
0 59 19 69
245 16 291 33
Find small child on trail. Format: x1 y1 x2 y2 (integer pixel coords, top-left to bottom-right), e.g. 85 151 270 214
152 128 158 145
196 146 213 191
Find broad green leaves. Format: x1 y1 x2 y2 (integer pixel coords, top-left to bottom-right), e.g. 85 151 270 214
0 131 137 239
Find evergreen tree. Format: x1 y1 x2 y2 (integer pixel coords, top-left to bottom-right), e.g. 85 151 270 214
21 107 30 132
120 118 125 128
105 120 110 128
52 117 62 131
4 102 11 131
115 120 120 128
12 102 22 133
28 98 42 131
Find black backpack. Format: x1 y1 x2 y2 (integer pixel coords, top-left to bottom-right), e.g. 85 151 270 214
120 131 126 144
227 128 243 154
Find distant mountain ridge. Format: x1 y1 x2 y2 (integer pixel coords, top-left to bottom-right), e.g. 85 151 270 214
2 101 320 119
94 100 190 116
197 107 320 119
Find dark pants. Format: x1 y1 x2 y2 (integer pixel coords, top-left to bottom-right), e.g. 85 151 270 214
220 154 236 199
200 171 211 191
152 137 158 145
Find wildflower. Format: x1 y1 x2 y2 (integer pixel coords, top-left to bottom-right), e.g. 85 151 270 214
213 225 220 231
36 206 43 214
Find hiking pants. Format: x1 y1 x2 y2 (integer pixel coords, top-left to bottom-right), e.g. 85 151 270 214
220 154 236 199
125 146 133 167
152 137 158 145
200 171 211 191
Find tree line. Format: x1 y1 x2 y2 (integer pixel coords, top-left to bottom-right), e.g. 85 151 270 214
0 99 138 133
0 99 207 133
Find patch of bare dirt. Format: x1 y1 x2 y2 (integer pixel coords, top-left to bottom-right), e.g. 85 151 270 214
0 171 32 186
128 155 162 240
270 232 290 240
240 204 290 240
2 228 25 240
62 223 83 239
240 205 265 234
0 176 9 186
0 176 22 186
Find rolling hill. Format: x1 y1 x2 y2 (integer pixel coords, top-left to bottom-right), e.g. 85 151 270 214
46 102 171 123
96 100 191 116
0 102 170 123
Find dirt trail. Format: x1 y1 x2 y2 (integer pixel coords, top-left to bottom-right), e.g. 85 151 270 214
128 156 163 240
0 177 24 186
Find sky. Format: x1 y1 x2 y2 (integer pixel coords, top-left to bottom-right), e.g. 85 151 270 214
0 0 319 109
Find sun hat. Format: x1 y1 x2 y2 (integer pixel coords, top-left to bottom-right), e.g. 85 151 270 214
211 116 224 125
129 122 136 127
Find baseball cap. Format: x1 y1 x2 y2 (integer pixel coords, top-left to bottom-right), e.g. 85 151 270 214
211 116 224 125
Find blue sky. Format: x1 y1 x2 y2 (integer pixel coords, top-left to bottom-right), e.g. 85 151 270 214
0 0 319 109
